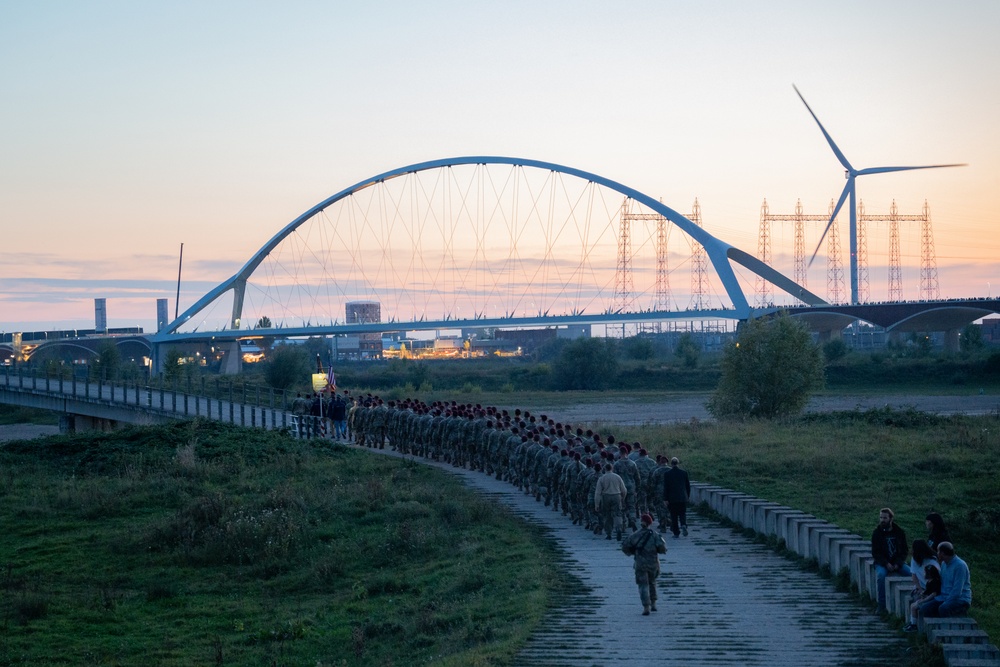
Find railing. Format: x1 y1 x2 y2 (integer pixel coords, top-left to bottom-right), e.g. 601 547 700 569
0 366 326 436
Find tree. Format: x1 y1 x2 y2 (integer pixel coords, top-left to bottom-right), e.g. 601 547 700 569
822 339 848 363
708 314 823 420
163 348 184 384
551 337 618 390
622 336 655 361
264 344 311 391
961 324 985 354
674 333 700 368
94 341 121 380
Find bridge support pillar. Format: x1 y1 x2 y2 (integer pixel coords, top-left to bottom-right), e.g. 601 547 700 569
59 413 119 434
944 328 960 353
221 341 242 375
816 328 843 343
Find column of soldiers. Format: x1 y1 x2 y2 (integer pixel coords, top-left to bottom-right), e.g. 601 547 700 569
336 394 680 540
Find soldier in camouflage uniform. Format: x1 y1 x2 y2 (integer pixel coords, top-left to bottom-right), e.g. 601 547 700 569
633 447 656 515
648 455 671 531
613 445 642 531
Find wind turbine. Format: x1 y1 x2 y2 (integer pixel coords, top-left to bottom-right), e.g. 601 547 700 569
793 85 965 305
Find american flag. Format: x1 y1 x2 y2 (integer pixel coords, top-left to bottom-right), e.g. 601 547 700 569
327 367 336 391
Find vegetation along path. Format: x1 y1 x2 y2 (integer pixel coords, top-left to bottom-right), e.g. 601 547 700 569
361 444 907 666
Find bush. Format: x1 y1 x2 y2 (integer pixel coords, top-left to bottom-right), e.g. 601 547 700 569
550 337 618 390
708 314 823 419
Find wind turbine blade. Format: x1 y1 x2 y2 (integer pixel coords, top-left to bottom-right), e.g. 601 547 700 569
793 84 854 173
808 181 852 268
857 163 967 176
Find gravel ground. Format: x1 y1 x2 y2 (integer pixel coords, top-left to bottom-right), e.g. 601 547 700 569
0 424 60 442
516 392 1000 426
1 393 996 440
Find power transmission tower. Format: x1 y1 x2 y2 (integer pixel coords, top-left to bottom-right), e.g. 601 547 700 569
617 198 672 313
755 199 773 308
919 200 940 301
656 201 670 311
888 201 902 302
757 199 833 306
615 198 635 313
857 200 870 303
689 199 708 311
859 200 933 302
793 199 807 288
826 199 846 305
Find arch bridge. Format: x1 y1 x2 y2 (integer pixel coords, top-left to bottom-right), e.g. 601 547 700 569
148 156 996 367
150 157 823 367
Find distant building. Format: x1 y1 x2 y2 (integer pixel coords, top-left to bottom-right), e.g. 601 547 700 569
94 298 107 334
156 299 169 332
345 301 382 357
979 318 1000 345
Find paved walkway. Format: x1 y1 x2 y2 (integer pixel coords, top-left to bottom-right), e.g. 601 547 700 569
355 445 907 666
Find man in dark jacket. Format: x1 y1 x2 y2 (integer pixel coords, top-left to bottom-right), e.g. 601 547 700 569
871 507 910 614
662 457 691 538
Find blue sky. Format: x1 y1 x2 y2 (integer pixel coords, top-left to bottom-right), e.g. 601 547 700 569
2 1 998 331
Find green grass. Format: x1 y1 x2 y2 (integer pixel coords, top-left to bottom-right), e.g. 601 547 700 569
0 421 557 666
607 408 1000 641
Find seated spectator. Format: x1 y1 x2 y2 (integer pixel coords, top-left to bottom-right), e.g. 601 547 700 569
904 541 940 631
920 542 972 619
905 564 942 631
871 507 910 615
925 512 951 550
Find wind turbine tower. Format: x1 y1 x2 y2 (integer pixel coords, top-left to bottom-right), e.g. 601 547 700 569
793 85 964 305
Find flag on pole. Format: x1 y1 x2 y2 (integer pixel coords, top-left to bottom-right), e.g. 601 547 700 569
327 367 336 391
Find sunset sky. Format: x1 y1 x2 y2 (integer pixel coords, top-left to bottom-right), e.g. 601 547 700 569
2 1 998 332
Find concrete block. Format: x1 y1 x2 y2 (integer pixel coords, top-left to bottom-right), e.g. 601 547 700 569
746 501 783 534
792 519 832 559
885 575 911 618
760 506 796 537
925 617 980 633
775 510 812 547
817 530 860 569
929 628 991 645
720 492 753 522
828 537 868 574
729 495 759 527
941 643 999 663
835 542 870 580
688 483 719 506
849 550 875 600
707 489 742 518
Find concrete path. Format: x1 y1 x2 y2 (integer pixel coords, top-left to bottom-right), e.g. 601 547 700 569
356 446 908 666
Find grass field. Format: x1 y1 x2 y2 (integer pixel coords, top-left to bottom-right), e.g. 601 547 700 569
604 408 1000 641
0 421 557 666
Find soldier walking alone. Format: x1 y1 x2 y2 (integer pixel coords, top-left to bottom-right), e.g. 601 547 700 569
622 513 668 615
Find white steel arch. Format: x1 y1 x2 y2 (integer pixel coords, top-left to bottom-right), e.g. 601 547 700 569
152 157 824 343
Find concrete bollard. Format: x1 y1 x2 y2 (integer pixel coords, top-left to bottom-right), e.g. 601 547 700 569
792 519 832 559
849 549 875 599
832 539 870 577
817 530 860 570
746 501 784 534
941 643 1000 664
885 575 911 618
775 510 812 548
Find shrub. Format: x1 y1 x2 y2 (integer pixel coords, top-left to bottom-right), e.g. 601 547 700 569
708 314 823 419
